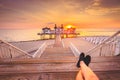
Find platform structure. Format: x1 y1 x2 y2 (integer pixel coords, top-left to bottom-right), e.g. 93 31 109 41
37 24 80 40
37 33 80 40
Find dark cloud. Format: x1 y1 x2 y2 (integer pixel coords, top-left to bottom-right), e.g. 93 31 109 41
0 0 94 14
100 0 120 8
84 0 120 16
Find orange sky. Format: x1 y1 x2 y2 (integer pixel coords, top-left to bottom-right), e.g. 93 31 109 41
0 0 120 30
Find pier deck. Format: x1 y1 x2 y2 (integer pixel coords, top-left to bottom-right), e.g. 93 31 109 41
0 35 120 80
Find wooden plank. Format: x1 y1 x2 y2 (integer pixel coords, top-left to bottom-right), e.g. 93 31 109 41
40 47 74 59
0 72 77 80
0 60 120 75
0 63 77 75
0 56 120 64
96 71 120 80
0 71 120 80
0 56 120 75
0 57 77 64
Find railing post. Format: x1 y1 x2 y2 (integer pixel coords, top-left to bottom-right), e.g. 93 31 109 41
99 46 102 56
9 48 12 58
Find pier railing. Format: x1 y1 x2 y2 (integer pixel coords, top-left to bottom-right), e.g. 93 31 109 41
86 31 120 56
32 41 47 58
0 39 32 58
83 36 107 45
32 40 54 58
70 42 80 57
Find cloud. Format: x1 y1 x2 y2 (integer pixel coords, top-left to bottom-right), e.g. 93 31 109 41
84 0 120 16
100 0 120 8
0 0 120 29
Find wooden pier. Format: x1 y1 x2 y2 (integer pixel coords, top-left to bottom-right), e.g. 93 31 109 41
37 24 80 39
0 32 120 80
37 33 80 40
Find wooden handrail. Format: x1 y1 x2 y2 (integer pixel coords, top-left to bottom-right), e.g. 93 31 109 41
0 56 120 64
86 30 120 55
32 41 47 58
0 39 32 58
70 42 80 57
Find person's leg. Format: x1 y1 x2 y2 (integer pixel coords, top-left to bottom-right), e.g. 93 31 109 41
76 52 85 80
76 69 84 80
76 53 99 80
80 61 99 80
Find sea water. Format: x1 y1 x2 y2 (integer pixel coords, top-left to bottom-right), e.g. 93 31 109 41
0 29 41 42
0 29 117 42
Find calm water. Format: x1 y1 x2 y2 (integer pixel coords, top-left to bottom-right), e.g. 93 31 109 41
0 29 41 42
0 29 117 42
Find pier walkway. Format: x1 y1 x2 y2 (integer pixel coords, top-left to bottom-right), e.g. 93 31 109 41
0 34 120 80
40 34 75 60
63 38 97 56
34 35 120 80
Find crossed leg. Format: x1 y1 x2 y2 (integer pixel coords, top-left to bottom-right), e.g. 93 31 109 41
76 69 84 80
76 61 99 80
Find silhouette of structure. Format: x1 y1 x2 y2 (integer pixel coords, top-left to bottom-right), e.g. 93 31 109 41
37 24 80 39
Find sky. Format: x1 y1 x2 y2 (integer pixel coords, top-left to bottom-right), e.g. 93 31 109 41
0 0 120 30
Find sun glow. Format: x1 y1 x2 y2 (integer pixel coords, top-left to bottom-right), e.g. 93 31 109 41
65 25 76 29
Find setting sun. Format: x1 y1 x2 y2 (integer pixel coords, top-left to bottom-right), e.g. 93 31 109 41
65 25 76 29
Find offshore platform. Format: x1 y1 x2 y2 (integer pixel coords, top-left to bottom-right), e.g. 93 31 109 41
37 24 80 39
